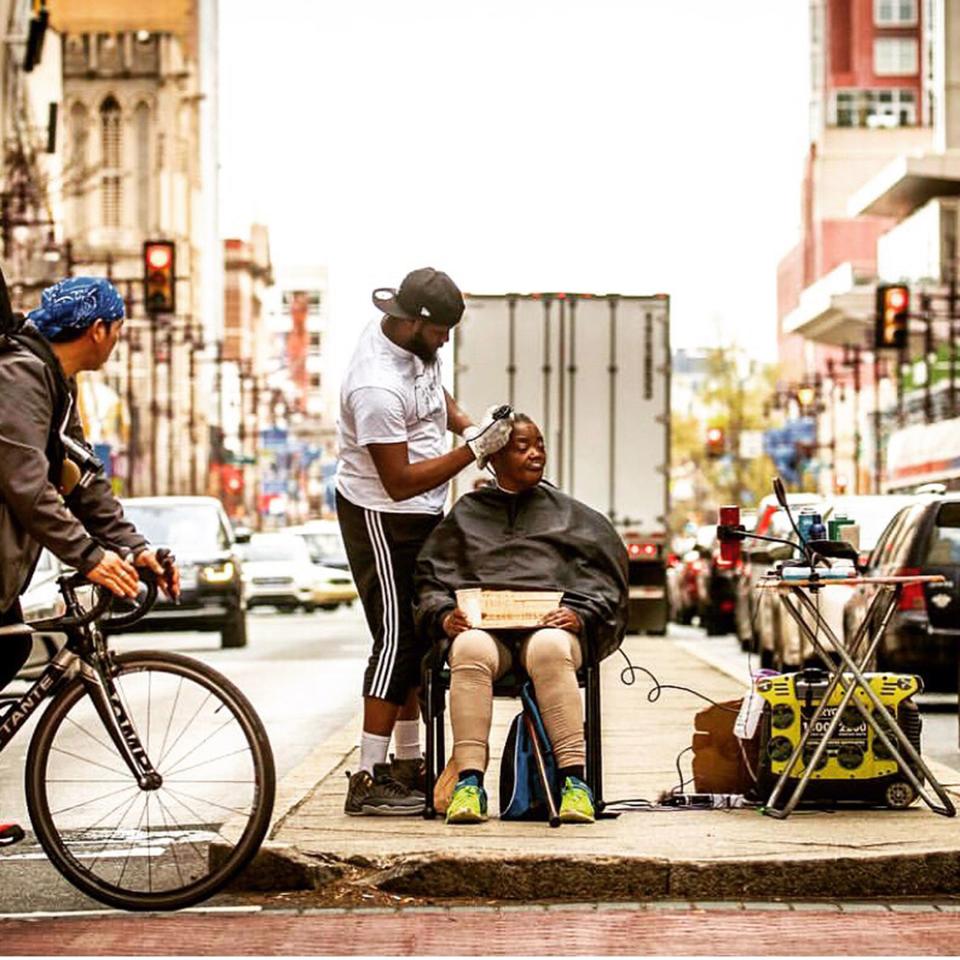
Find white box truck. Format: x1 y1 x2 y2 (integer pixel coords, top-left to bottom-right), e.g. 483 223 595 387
452 293 671 634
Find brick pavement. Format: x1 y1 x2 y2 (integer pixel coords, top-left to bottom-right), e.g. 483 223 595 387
4 903 960 955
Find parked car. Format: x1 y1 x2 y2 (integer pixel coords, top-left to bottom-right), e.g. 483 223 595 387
785 494 919 664
111 496 248 648
287 520 358 610
240 532 316 612
287 520 350 571
666 535 699 625
692 525 739 636
734 492 821 660
239 531 355 612
844 492 960 690
17 550 68 680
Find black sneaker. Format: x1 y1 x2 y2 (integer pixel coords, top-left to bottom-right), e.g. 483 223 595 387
0 823 24 847
388 755 426 795
344 769 425 816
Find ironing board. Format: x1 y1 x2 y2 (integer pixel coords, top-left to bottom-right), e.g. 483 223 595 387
754 574 955 820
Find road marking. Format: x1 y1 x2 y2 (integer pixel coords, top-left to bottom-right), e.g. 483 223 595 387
0 905 262 919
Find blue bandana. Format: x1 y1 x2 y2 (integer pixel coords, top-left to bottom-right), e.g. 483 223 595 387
28 277 125 341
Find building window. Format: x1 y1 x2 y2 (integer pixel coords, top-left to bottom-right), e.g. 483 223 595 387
831 88 916 127
308 331 322 352
100 96 122 228
874 37 918 75
68 103 88 233
134 102 151 231
309 373 322 391
874 0 918 25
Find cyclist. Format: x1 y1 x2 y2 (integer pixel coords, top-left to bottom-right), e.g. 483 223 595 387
0 272 180 844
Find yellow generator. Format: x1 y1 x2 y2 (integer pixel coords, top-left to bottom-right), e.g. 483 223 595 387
754 668 924 809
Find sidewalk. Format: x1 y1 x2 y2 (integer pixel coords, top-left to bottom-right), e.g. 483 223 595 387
224 635 960 901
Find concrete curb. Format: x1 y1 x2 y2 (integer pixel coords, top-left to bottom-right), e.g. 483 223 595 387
214 638 960 900
213 712 360 890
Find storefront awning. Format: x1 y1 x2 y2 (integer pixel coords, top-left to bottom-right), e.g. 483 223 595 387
885 416 960 488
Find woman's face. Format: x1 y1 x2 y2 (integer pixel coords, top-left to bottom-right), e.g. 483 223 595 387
492 420 546 490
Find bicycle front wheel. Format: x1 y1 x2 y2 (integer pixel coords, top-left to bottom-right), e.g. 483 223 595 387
26 650 275 911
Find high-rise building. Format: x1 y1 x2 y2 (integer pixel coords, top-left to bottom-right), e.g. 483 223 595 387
45 0 220 497
775 0 960 493
780 0 934 380
1 0 64 303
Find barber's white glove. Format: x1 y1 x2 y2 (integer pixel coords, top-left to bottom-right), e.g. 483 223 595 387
464 405 513 469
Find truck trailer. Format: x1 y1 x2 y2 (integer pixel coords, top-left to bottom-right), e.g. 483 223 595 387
452 292 671 635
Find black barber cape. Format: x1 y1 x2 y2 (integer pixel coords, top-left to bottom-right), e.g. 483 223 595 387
414 483 629 660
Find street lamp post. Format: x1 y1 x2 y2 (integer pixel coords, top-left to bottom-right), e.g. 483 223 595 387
150 315 159 496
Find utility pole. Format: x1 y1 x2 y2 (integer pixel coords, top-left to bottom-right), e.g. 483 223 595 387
166 321 176 494
872 351 884 494
921 291 934 424
842 344 862 495
251 372 262 528
150 316 159 496
950 274 958 419
122 281 137 498
187 322 199 495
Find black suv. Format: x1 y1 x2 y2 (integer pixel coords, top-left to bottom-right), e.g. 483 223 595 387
845 493 960 689
107 496 249 648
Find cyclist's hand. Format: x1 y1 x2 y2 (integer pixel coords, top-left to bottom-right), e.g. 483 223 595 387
135 549 181 600
87 550 140 599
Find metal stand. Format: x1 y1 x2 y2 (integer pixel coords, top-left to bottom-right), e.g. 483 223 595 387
759 576 955 820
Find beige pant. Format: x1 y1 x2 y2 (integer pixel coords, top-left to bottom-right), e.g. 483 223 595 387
448 627 584 773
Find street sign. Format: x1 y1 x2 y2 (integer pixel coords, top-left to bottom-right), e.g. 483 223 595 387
739 430 764 460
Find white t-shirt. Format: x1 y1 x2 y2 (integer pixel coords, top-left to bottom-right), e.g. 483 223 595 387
336 318 448 514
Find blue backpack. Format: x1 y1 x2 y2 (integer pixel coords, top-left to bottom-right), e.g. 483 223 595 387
499 683 558 820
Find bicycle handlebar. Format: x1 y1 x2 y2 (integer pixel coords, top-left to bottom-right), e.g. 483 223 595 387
29 554 169 633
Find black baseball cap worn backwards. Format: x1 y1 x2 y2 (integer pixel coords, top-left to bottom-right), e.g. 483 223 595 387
372 267 464 327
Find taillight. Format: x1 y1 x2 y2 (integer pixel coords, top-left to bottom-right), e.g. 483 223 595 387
896 568 926 612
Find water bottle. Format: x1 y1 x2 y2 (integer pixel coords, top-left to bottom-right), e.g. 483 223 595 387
796 507 817 543
809 513 826 541
828 514 854 541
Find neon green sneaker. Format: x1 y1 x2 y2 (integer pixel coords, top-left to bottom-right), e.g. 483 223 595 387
559 776 595 823
445 774 488 824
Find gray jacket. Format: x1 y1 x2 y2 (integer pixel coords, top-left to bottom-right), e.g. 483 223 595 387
0 330 146 613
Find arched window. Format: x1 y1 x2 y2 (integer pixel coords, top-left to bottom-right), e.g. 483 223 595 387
100 96 122 228
69 102 88 233
134 102 151 231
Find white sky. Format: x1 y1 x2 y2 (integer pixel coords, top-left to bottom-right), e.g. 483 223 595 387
219 1 811 367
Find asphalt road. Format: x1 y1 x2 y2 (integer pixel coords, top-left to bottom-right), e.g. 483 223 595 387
0 605 370 915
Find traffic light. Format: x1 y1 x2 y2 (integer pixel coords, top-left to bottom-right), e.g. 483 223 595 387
875 283 909 350
143 240 176 314
706 426 725 459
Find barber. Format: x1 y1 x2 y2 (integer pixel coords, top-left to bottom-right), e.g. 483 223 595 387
337 267 511 816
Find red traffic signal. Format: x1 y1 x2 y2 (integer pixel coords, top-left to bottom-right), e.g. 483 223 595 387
143 240 176 314
706 426 725 459
875 283 908 350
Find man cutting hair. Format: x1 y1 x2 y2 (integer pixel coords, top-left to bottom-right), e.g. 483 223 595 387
337 267 512 816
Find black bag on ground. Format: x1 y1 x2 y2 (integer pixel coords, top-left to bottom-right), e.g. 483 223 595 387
499 683 558 821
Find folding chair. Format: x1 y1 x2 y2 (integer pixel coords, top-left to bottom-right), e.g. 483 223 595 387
758 573 955 820
421 636 605 820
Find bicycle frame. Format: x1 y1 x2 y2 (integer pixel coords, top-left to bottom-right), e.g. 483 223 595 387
0 578 163 788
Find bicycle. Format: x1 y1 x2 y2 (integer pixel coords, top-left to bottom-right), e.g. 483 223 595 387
0 563 275 911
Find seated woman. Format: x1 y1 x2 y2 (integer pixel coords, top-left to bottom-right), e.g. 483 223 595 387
414 415 628 824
